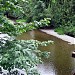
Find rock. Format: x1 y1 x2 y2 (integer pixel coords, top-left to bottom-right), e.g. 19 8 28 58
72 51 75 58
73 73 75 75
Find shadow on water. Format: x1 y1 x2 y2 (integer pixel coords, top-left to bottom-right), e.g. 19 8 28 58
17 30 75 75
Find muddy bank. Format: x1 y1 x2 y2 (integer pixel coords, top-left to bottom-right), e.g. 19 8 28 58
40 29 75 44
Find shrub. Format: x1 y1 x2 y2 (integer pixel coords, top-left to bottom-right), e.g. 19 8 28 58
0 34 53 74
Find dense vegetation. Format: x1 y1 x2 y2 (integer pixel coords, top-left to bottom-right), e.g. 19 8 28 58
0 0 52 75
37 0 75 37
0 0 75 74
48 0 75 37
1 0 74 37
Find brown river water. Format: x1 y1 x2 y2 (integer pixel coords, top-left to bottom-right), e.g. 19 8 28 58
17 30 75 75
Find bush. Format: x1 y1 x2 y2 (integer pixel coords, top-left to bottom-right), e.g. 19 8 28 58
0 34 53 74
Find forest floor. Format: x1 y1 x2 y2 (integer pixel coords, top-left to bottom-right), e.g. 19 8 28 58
40 29 75 45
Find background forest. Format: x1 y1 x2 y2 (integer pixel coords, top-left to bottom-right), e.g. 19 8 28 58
0 0 75 36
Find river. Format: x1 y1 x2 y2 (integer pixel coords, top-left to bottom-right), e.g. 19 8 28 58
17 30 75 75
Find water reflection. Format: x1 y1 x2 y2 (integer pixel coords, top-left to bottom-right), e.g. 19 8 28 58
37 63 57 75
30 30 35 39
17 30 75 75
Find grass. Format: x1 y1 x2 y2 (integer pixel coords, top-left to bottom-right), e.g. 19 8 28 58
54 27 64 35
16 19 26 23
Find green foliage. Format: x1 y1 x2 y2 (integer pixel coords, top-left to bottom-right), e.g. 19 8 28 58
0 0 24 19
1 0 74 37
0 16 51 36
32 1 46 21
0 18 52 74
33 18 51 28
16 19 26 23
64 25 75 37
0 16 18 35
0 0 52 74
47 0 75 36
40 0 56 7
54 27 64 35
0 34 53 74
13 0 50 22
0 0 51 22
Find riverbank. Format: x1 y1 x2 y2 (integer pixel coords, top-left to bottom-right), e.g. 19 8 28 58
40 29 75 45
